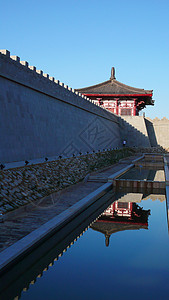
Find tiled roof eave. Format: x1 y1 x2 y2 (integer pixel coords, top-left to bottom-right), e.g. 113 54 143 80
83 93 153 97
113 79 153 94
77 79 152 95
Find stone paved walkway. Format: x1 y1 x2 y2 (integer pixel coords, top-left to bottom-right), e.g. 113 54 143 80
0 155 140 253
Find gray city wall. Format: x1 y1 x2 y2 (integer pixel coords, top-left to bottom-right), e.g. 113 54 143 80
120 116 169 150
119 116 151 148
145 117 169 149
1 50 168 165
0 50 122 164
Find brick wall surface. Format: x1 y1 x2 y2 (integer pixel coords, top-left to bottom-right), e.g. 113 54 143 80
0 51 121 164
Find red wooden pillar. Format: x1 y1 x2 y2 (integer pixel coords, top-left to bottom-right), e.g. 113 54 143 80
115 98 119 115
133 99 137 116
97 98 102 106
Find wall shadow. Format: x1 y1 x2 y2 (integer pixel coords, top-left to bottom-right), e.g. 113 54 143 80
144 118 158 147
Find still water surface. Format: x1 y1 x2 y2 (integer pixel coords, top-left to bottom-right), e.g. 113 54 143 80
118 167 165 182
20 192 169 300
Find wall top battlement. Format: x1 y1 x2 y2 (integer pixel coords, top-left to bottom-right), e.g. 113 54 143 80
0 49 86 98
0 49 119 124
148 117 169 122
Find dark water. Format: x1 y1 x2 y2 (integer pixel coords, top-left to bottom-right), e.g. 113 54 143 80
118 167 165 181
19 193 169 300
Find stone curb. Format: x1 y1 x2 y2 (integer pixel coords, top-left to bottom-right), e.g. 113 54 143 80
164 165 169 185
164 155 169 185
108 155 144 181
108 164 134 181
166 186 169 228
166 186 169 206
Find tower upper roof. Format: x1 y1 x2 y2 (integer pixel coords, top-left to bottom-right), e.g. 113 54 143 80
77 67 153 96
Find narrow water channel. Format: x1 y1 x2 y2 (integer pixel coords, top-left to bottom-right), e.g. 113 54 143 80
3 188 168 300
117 165 165 181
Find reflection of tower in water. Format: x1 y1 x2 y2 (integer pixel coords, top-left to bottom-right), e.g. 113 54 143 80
91 201 151 247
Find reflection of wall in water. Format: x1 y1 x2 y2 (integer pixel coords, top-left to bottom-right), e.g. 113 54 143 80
116 192 166 204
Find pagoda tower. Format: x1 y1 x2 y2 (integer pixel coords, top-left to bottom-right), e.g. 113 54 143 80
76 67 154 116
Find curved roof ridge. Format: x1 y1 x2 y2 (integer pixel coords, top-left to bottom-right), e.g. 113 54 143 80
77 80 111 92
76 78 153 95
113 79 153 94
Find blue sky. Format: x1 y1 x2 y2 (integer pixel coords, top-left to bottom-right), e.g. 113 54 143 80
1 0 169 119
